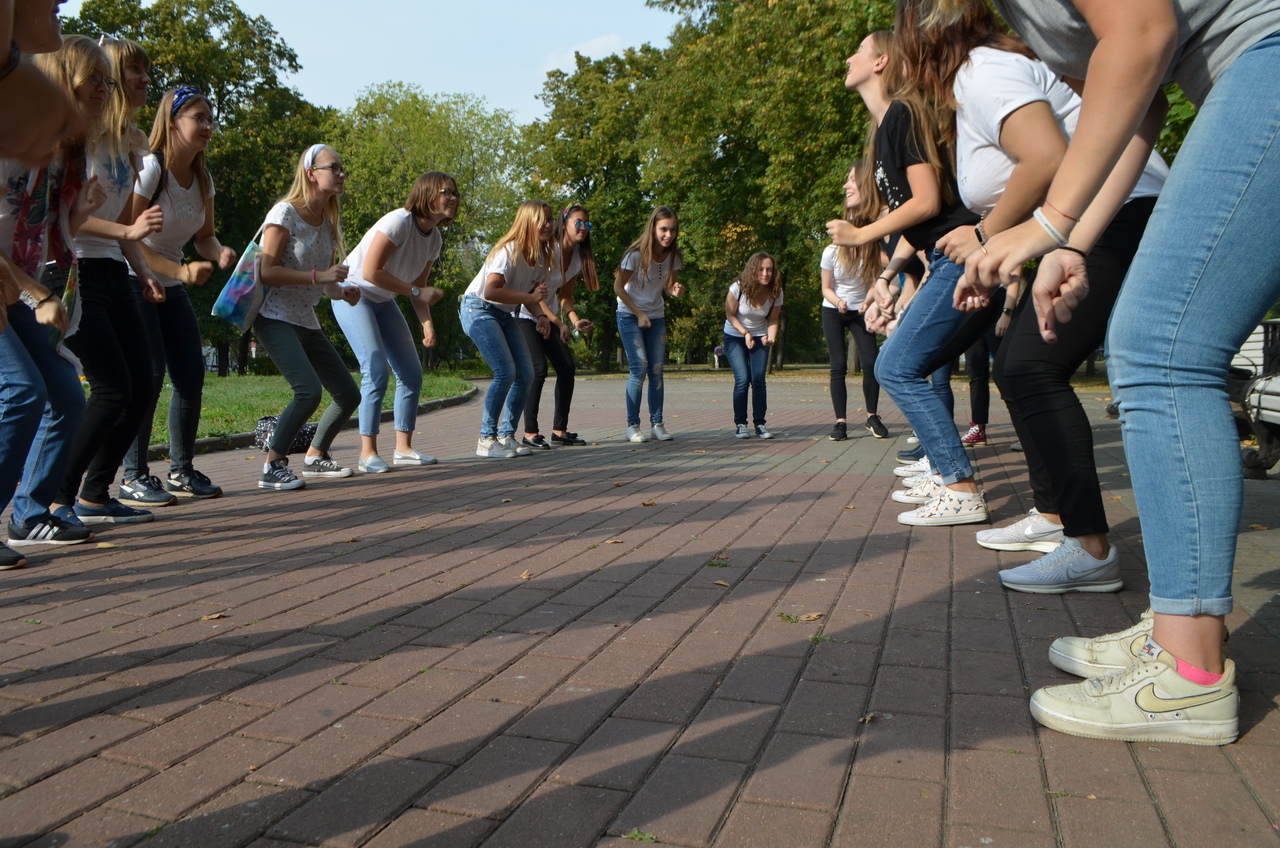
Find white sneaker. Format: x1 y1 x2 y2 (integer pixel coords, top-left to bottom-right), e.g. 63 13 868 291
1049 610 1155 678
627 425 649 443
907 432 919 445
998 537 1123 594
393 448 438 466
500 435 533 456
891 475 945 504
651 423 673 441
735 424 751 439
755 424 773 439
975 508 1064 553
1030 649 1238 746
900 470 933 488
894 457 931 477
477 436 517 458
897 489 989 526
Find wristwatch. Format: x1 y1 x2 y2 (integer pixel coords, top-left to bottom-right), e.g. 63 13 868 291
410 286 421 298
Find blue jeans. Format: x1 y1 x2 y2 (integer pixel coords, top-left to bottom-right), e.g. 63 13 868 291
1107 31 1280 617
0 303 86 525
724 333 768 426
874 251 974 485
461 294 532 439
617 312 666 427
332 296 422 437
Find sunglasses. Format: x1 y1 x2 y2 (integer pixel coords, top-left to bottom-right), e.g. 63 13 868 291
573 220 593 232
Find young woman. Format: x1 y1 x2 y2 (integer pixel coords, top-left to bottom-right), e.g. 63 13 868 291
333 171 450 473
461 200 552 458
1 34 106 559
253 143 362 490
517 202 599 449
960 0 1279 745
51 36 167 526
122 85 235 502
724 252 782 439
829 30 988 527
821 162 888 442
615 205 684 443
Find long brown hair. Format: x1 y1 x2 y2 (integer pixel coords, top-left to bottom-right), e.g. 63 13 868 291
98 36 149 167
837 161 884 290
557 202 599 292
736 252 781 308
148 87 214 202
619 205 682 277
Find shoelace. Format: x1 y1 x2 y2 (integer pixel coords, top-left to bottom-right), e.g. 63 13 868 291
189 469 214 486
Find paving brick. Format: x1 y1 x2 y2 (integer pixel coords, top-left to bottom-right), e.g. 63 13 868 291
851 711 946 782
105 734 290 820
715 654 804 704
469 654 580 705
0 714 147 787
658 628 750 675
103 700 266 769
1054 797 1171 848
611 754 747 847
672 699 780 763
569 640 670 688
238 681 377 744
528 621 621 660
951 648 1025 697
881 627 948 669
501 602 588 635
777 680 868 738
949 693 1036 752
552 718 680 791
483 781 628 848
949 748 1052 833
1038 731 1152 802
246 714 414 791
0 757 149 841
506 683 626 743
712 802 834 848
741 618 817 658
947 824 1057 848
359 667 487 723
360 808 495 848
20 806 162 848
0 679 139 738
336 644 457 690
267 755 447 847
741 732 855 812
389 698 525 764
801 640 878 686
613 669 718 724
433 631 541 674
830 775 943 848
107 667 259 724
867 665 948 717
222 657 354 709
418 735 569 819
135 782 311 848
1146 766 1278 848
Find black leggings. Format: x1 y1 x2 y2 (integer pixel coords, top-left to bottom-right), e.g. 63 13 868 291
965 325 1002 426
993 196 1155 537
822 307 881 418
518 319 576 434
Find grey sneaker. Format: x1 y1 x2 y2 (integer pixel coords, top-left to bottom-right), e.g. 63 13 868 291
358 454 390 473
998 537 1122 594
975 509 1064 553
735 424 751 439
627 426 649 443
499 435 533 457
755 424 773 440
651 423 673 441
302 454 353 478
119 474 177 507
393 448 438 465
166 469 222 499
260 458 305 490
477 436 517 459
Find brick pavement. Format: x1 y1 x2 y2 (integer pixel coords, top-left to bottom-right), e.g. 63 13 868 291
0 373 1277 848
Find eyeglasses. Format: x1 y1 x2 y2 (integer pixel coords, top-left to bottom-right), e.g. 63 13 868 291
312 164 348 178
87 71 118 91
574 220 593 232
181 114 217 131
438 189 460 199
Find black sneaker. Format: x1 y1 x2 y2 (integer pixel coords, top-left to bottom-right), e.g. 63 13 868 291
260 458 305 490
119 474 177 507
829 422 847 441
865 414 888 439
167 468 222 499
522 434 552 451
0 542 27 570
7 515 93 547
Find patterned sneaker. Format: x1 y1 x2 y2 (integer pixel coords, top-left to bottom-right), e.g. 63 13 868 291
118 474 177 507
1049 610 1155 678
891 475 945 504
303 454 353 478
477 436 517 459
897 489 989 526
500 436 533 457
975 509 1064 553
73 498 154 525
755 424 773 440
626 426 649 443
894 457 931 477
7 515 93 547
260 458 305 490
735 424 751 439
394 448 438 465
829 422 848 442
167 469 222 499
961 422 987 446
865 414 888 439
1030 650 1238 746
652 423 674 441
358 454 390 473
998 538 1122 594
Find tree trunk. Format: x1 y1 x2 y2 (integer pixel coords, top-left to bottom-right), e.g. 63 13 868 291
216 341 230 377
598 323 616 373
236 331 252 376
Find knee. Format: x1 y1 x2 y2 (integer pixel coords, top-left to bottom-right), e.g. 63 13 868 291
294 378 324 414
364 357 390 393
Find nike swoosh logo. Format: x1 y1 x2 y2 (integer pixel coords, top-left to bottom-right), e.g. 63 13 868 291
1133 682 1233 713
1066 564 1106 580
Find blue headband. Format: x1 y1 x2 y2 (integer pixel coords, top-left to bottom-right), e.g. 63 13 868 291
170 85 204 116
304 144 327 169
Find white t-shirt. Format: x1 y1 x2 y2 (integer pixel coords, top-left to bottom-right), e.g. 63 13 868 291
616 249 682 319
134 154 213 288
464 242 548 314
75 143 137 262
954 47 1167 215
257 202 337 330
820 244 869 310
345 208 442 304
519 242 581 321
723 281 783 337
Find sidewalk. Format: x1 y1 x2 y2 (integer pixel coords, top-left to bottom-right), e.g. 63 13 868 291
0 374 1276 848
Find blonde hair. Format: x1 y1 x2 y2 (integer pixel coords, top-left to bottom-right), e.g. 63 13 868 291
736 252 781 308
556 202 599 292
33 35 108 146
148 86 214 202
97 36 149 167
277 144 346 260
404 171 458 226
619 205 682 277
488 200 553 270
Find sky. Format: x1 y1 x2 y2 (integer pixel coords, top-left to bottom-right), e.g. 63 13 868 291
57 0 680 124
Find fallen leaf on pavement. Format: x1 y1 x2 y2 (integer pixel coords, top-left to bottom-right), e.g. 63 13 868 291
201 613 227 621
614 482 623 488
859 712 878 724
519 570 533 580
1249 523 1269 531
799 613 823 622
607 539 624 544
96 542 117 549
713 580 731 587
641 500 656 507
502 498 512 503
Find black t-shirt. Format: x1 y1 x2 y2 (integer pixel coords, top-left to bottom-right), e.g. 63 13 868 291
874 100 977 254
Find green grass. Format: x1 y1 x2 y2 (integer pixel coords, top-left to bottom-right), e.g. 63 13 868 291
124 372 473 444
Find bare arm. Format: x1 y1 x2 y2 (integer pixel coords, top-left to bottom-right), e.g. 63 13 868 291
827 163 942 247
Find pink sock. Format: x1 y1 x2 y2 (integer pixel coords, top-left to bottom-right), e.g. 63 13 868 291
1175 658 1223 686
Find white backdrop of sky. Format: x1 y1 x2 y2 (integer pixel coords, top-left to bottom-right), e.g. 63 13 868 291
58 0 679 124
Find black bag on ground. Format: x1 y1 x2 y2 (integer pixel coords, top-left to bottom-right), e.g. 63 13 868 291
253 416 316 454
